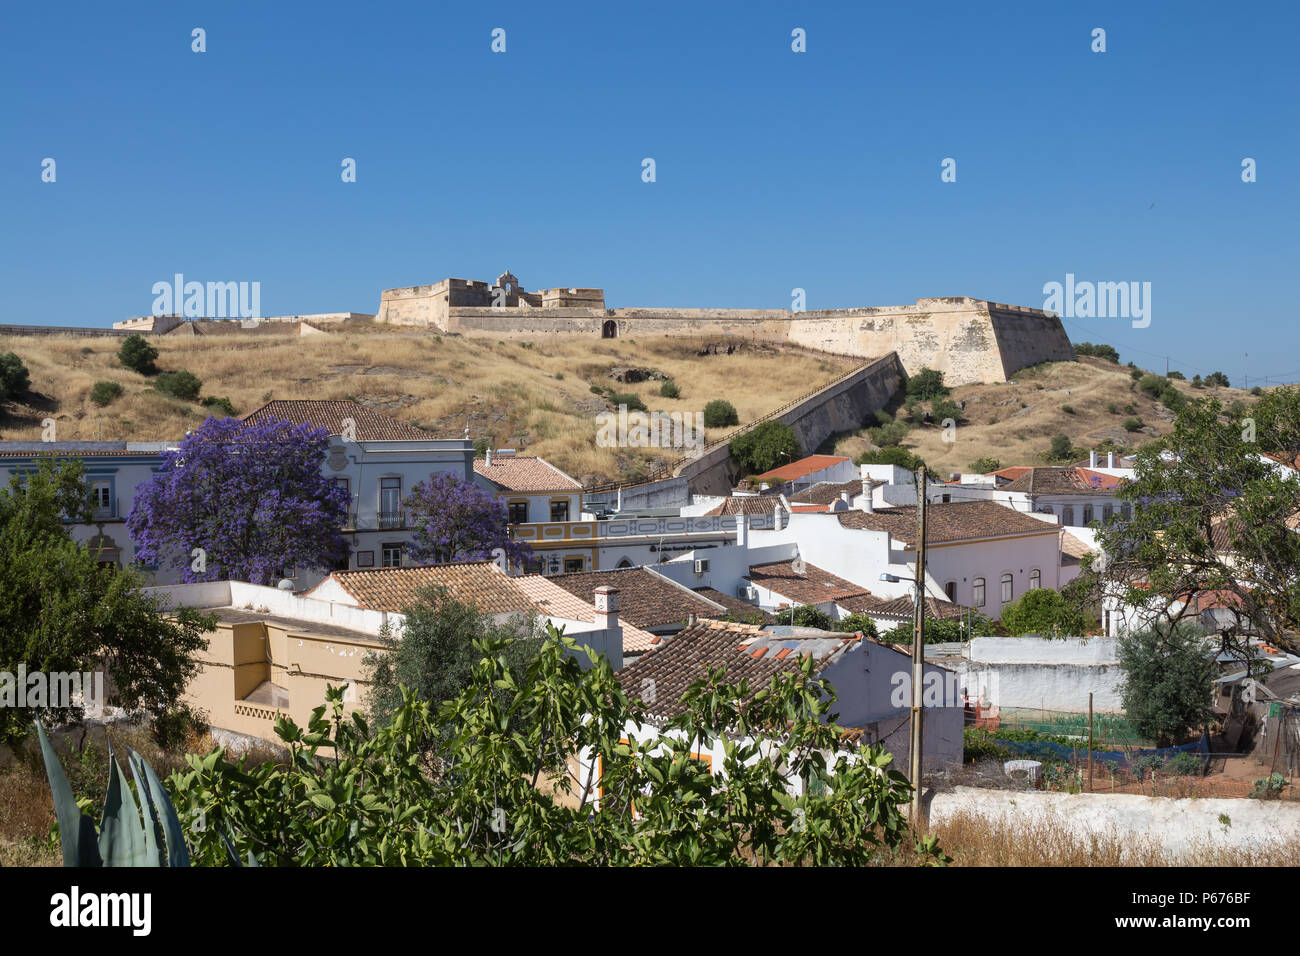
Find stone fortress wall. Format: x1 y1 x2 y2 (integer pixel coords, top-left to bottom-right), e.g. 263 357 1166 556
375 271 1075 386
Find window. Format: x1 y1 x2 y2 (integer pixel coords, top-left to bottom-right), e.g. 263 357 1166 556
1082 504 1094 525
379 478 402 529
944 581 956 602
616 557 633 568
508 501 529 524
381 543 403 568
1000 573 1013 604
563 557 584 573
972 578 985 607
1061 505 1075 526
1102 504 1113 522
1029 569 1041 590
91 482 112 516
1120 502 1132 519
941 494 951 503
330 476 350 496
550 499 570 522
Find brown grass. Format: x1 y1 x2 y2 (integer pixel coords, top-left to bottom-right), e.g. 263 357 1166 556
0 330 855 485
916 810 1300 867
833 356 1260 476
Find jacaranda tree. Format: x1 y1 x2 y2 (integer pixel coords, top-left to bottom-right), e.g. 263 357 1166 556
127 416 350 585
404 471 532 567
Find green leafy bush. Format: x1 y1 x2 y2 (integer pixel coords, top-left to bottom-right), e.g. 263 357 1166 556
200 395 237 416
609 392 647 412
89 381 124 406
833 613 880 638
868 420 911 447
1073 342 1120 363
730 421 801 475
1123 417 1143 432
0 352 31 402
969 457 1001 474
118 334 158 375
905 368 948 401
1250 772 1288 799
1138 374 1169 399
1204 371 1231 388
704 399 739 428
155 370 203 401
1046 434 1075 462
931 399 962 424
1166 370 1185 381
659 380 680 399
858 446 925 470
1061 404 1075 415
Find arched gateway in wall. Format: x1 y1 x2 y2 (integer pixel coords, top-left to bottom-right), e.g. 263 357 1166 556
601 320 618 339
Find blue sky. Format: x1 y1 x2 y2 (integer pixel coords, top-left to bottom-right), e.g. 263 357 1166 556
3 1 1296 384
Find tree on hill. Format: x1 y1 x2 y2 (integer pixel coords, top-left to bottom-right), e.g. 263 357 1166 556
118 334 158 375
1204 371 1231 388
704 399 739 428
0 458 213 744
968 457 1001 474
404 472 533 567
905 368 948 401
730 421 801 475
127 416 350 585
1073 386 1300 658
1073 342 1120 363
858 446 925 470
1045 434 1076 462
0 352 30 402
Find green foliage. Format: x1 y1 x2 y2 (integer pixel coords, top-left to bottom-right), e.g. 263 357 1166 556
1251 386 1263 397
1061 404 1075 415
1130 367 1143 382
833 613 880 638
775 604 833 630
999 588 1086 638
1117 624 1215 747
905 368 948 401
1106 402 1118 414
730 421 801 476
1204 371 1231 388
155 370 202 401
868 419 910 447
1166 752 1205 776
969 457 1001 474
1192 375 1203 387
858 446 925 470
704 399 739 428
118 334 159 375
931 399 962 424
659 380 680 399
608 392 647 413
1123 403 1137 415
0 352 30 402
1046 433 1075 462
1073 342 1120 363
89 380 125 407
1167 370 1186 381
1249 773 1288 799
962 728 1011 763
1123 417 1144 432
0 459 214 744
36 720 191 867
168 627 942 866
1138 374 1169 399
1160 386 1185 411
200 395 236 416
882 613 995 645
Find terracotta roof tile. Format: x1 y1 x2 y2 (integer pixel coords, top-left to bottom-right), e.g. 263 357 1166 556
548 567 724 631
513 574 657 653
474 455 581 492
999 466 1126 495
240 400 435 441
846 595 973 620
838 500 1058 544
692 587 775 624
310 561 534 614
753 455 850 483
746 560 875 606
702 496 785 516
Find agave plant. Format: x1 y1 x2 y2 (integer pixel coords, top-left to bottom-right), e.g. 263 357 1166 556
35 720 190 867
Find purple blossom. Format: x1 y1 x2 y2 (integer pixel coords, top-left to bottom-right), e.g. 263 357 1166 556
127 416 350 585
405 472 533 567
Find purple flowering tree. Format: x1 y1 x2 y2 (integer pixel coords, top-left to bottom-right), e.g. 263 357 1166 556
405 472 533 567
127 416 350 584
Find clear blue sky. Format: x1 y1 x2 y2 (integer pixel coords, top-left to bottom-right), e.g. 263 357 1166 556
3 1 1296 385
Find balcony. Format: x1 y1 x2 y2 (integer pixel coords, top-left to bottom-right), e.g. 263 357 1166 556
377 509 405 531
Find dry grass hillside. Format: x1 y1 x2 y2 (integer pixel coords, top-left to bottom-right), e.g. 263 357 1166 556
0 328 856 486
832 356 1261 476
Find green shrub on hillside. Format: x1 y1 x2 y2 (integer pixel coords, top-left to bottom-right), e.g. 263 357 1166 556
703 399 739 428
89 381 124 407
154 370 202 401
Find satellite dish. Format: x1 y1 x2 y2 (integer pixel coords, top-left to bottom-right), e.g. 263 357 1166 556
277 578 294 590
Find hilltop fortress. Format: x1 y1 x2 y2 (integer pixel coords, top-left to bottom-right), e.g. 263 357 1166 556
375 271 1074 385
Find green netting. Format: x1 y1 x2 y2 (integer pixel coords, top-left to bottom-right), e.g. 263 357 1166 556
993 708 1156 748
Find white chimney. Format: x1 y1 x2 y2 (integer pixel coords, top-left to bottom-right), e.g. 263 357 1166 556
687 612 698 626
860 463 871 483
773 503 784 531
616 485 622 512
839 491 851 511
594 586 619 629
486 446 493 467
860 483 874 513
737 512 749 549
1088 450 1098 468
1107 451 1116 468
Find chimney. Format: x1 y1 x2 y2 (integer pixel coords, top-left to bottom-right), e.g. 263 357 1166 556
737 511 749 549
615 485 622 513
593 586 619 629
1088 450 1098 468
687 612 697 626
839 491 851 511
773 503 784 531
860 463 871 483
1107 451 1116 468
486 446 493 467
861 483 874 513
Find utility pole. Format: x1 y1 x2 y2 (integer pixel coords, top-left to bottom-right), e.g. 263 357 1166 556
909 465 929 827
1088 692 1094 792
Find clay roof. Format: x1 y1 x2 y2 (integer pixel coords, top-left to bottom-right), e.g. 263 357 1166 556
474 455 581 492
512 574 657 653
788 479 875 505
240 400 434 441
746 560 874 606
999 467 1126 495
547 567 724 631
1061 531 1095 560
692 587 776 624
843 594 972 621
310 562 534 615
703 496 785 516
990 466 1033 482
616 619 862 720
753 455 850 483
837 500 1059 544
